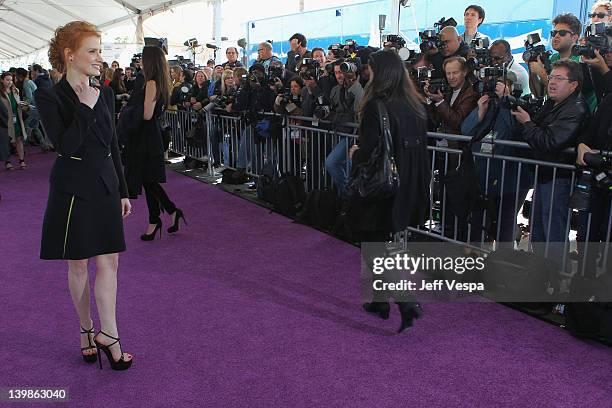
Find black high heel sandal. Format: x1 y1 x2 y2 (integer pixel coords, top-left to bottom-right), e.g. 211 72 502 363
140 221 162 241
397 302 423 334
94 330 133 371
80 324 98 363
167 209 187 233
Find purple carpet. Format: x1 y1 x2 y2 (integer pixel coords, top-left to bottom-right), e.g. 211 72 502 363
1 149 611 408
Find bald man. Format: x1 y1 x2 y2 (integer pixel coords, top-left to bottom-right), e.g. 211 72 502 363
428 26 470 77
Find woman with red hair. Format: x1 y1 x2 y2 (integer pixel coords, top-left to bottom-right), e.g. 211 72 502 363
35 21 134 371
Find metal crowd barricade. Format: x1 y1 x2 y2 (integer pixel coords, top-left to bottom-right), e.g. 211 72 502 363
164 108 611 276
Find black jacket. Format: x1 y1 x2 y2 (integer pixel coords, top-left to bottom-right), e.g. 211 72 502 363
578 92 612 152
522 91 590 182
351 98 431 233
35 77 128 200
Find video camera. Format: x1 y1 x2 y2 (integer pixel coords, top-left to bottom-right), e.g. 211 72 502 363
298 58 323 80
418 17 457 53
572 22 612 59
414 67 446 93
570 150 612 210
343 39 359 55
467 38 492 70
473 65 506 96
328 44 347 59
522 33 552 73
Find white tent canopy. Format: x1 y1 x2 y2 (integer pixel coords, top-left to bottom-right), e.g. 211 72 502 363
0 0 195 60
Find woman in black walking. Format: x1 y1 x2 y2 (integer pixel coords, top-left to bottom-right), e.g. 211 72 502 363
36 21 133 370
348 49 431 333
124 45 186 240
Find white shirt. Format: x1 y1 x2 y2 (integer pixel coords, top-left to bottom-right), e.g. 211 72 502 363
506 58 531 96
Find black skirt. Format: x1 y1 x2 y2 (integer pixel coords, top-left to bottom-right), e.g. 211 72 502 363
40 188 126 260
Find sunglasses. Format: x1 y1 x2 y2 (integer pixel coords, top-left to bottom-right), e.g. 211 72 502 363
550 29 574 37
550 30 574 38
588 12 609 19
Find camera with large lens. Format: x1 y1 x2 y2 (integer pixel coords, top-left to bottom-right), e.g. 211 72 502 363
522 33 552 72
313 94 331 120
572 22 611 59
298 58 322 80
266 64 285 85
500 94 545 117
178 82 193 104
215 93 236 108
340 56 361 74
467 38 492 70
570 150 612 210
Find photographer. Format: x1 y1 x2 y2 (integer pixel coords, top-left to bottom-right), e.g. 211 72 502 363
110 68 130 120
461 5 491 44
124 67 136 93
512 60 590 264
589 0 611 23
529 13 598 112
490 39 530 96
425 56 478 136
429 26 470 75
461 73 533 246
233 64 277 175
169 67 193 110
257 41 281 73
325 59 364 197
575 78 612 277
221 47 243 69
184 70 210 112
286 33 311 73
274 77 303 116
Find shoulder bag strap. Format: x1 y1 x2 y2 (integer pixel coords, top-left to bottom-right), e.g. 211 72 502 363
376 100 395 160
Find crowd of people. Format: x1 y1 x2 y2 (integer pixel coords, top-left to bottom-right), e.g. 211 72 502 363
0 1 611 340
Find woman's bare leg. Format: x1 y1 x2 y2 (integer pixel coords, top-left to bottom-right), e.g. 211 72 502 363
67 259 95 355
94 253 132 362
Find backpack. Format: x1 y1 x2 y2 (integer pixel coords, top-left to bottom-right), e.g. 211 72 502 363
482 249 557 303
297 189 341 230
565 274 612 345
257 160 278 203
271 174 306 217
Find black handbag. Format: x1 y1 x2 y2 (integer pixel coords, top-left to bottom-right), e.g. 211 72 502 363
346 100 399 201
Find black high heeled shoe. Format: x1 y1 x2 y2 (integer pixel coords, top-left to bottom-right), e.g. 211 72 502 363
80 324 98 363
140 221 162 241
167 209 187 234
362 301 390 320
94 330 133 371
397 302 423 333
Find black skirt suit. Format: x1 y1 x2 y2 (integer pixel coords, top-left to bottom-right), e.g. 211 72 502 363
36 78 128 260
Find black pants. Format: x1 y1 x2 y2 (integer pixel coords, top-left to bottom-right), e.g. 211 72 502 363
143 182 177 224
577 187 612 278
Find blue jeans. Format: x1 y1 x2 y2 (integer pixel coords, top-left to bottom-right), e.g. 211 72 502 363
531 178 572 264
325 138 351 196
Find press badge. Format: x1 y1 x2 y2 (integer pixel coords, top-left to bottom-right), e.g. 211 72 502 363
436 139 448 148
480 131 496 154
